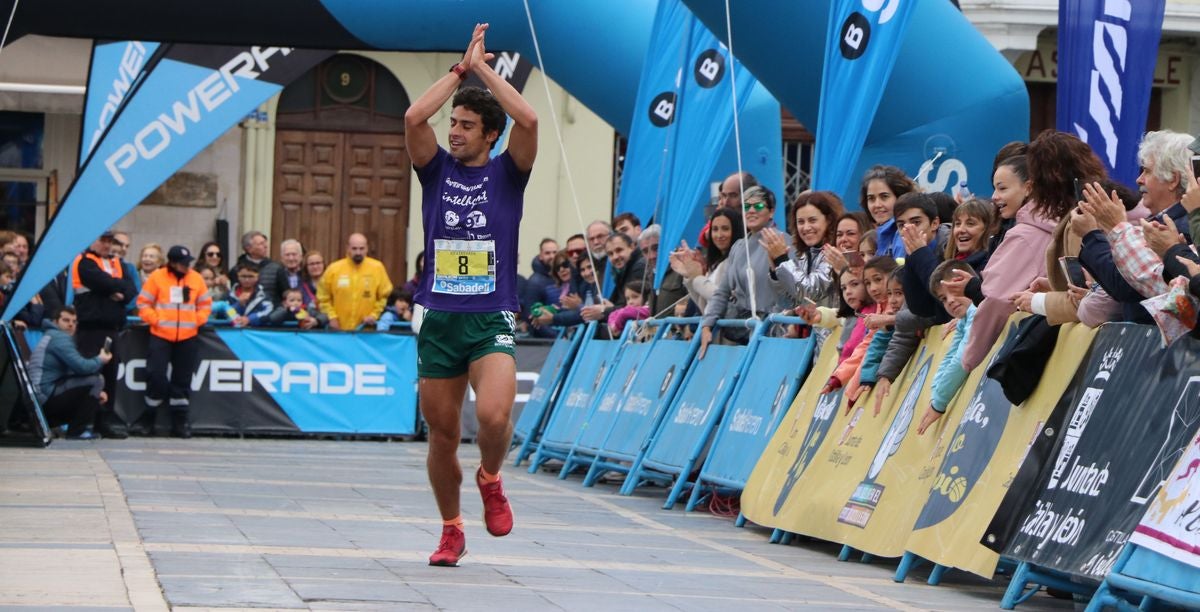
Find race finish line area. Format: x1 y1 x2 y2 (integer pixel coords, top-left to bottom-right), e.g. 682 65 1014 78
0 438 1073 611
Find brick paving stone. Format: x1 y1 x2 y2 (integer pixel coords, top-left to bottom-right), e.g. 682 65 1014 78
0 438 1079 610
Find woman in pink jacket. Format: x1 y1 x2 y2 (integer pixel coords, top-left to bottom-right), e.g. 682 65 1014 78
961 131 1107 371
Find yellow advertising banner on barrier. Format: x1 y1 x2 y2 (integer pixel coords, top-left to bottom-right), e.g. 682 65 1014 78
834 319 1018 559
774 329 948 543
740 327 845 528
904 322 1098 577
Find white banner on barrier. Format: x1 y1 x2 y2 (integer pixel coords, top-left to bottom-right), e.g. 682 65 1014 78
1131 431 1200 569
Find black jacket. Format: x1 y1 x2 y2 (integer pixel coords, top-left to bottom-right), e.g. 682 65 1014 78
74 251 137 330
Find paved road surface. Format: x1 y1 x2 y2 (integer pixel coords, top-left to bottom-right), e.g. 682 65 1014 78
0 438 1074 610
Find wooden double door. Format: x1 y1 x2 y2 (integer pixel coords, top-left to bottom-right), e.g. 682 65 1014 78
272 129 410 283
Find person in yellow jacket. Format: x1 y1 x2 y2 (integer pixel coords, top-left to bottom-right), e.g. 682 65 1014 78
318 233 393 330
135 246 211 438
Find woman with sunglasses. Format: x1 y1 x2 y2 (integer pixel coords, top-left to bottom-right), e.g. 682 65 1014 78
195 241 227 276
195 241 231 297
698 185 787 355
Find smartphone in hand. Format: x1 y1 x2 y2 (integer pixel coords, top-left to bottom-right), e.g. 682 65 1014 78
1073 177 1085 206
842 251 866 268
1059 256 1087 288
103 337 113 353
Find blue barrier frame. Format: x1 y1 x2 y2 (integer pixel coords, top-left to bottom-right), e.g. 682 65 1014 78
573 317 703 488
511 324 589 467
684 314 815 512
527 324 632 473
1087 545 1200 611
1000 561 1098 609
621 318 761 506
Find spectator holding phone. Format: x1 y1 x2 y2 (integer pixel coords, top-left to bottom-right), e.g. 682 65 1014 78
27 306 111 439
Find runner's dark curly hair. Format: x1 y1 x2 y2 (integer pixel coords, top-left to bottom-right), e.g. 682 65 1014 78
451 86 507 150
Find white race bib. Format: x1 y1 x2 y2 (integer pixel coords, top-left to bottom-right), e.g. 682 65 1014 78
432 239 496 296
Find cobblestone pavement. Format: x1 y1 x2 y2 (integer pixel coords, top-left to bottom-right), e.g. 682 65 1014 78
0 438 1074 610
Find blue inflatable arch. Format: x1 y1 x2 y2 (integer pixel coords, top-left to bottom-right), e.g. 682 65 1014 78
4 0 1026 169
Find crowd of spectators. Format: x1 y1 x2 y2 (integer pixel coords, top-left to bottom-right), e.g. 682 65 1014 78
516 128 1200 435
8 127 1200 438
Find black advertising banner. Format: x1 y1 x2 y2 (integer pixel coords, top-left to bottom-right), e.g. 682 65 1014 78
997 324 1200 579
114 327 300 434
113 326 421 436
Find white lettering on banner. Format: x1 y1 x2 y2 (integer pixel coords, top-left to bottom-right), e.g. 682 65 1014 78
653 98 674 123
1048 347 1123 488
1073 0 1133 166
104 46 294 187
862 0 901 24
917 157 968 194
1016 500 1086 552
729 407 764 435
118 357 391 396
622 394 652 416
493 52 520 81
90 41 150 153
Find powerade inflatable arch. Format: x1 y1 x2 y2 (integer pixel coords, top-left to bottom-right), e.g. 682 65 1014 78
6 0 1025 176
0 0 1027 316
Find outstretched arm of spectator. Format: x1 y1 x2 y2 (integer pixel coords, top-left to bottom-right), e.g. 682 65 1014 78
1078 232 1153 309
404 24 490 168
1107 223 1168 298
934 304 976 412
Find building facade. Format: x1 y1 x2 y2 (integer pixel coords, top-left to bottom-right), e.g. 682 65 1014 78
0 36 615 281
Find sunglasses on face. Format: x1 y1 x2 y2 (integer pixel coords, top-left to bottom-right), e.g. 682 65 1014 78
204 251 220 257
743 201 767 212
566 248 585 256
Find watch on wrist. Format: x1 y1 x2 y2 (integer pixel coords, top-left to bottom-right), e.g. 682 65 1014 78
450 63 468 80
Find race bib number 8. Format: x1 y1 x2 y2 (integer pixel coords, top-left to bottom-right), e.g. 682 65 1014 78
433 239 496 295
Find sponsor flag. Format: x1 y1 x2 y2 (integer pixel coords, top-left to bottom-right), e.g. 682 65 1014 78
5 45 331 320
614 0 777 289
811 0 916 195
1057 0 1166 186
79 40 162 165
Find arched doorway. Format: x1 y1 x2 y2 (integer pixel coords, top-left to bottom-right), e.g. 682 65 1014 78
272 54 411 282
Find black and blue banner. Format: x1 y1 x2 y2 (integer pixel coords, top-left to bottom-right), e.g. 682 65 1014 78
114 327 419 435
79 40 161 165
1057 0 1166 186
5 44 331 321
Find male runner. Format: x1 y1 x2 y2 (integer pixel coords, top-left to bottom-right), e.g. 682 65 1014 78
404 23 537 567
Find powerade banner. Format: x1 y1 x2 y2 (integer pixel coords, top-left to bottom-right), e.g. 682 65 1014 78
810 0 916 195
79 41 161 165
1057 0 1166 186
5 45 331 321
113 327 418 435
614 0 781 288
998 325 1200 579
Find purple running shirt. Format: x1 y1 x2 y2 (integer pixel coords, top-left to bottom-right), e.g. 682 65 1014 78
414 147 529 313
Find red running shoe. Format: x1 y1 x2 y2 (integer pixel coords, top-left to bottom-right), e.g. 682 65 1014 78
477 467 514 537
428 524 466 567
